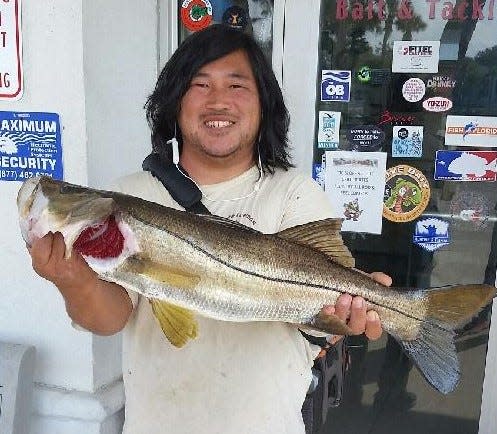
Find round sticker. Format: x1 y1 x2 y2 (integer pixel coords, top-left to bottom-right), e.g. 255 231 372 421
383 164 431 223
222 6 248 30
356 66 372 83
402 78 426 103
181 0 213 32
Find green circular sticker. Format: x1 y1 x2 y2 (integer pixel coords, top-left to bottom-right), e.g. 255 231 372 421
383 164 431 223
357 66 372 83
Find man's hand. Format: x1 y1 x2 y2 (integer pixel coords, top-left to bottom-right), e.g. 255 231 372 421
27 231 132 335
29 231 96 289
321 271 392 343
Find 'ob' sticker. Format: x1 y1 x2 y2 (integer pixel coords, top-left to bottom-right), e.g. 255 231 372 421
181 0 213 32
383 164 431 222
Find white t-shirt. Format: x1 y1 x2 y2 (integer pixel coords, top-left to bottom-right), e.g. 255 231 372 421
113 166 334 434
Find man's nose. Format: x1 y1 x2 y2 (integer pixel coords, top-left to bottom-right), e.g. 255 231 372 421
205 86 232 110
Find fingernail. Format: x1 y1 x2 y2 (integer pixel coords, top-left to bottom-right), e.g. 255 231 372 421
353 297 365 309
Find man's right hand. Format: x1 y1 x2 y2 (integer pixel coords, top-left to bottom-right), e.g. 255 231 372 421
28 232 133 335
30 231 96 290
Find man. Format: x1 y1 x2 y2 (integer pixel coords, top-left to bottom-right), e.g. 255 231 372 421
29 25 389 433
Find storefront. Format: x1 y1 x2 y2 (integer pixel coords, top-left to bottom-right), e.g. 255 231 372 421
0 1 495 432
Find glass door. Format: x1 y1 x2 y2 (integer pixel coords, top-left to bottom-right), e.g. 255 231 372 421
283 1 497 433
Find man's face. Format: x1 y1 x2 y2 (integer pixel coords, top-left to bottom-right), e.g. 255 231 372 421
178 50 262 165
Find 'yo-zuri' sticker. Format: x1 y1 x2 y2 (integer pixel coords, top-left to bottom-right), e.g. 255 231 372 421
402 78 426 103
383 164 431 223
413 218 450 252
181 0 213 32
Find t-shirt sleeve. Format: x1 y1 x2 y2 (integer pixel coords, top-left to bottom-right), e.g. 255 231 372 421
279 174 335 230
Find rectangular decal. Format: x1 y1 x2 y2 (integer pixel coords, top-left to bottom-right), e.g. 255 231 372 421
434 150 497 181
392 126 423 158
445 115 497 147
321 70 351 102
324 150 387 234
317 111 341 149
392 41 440 73
0 111 63 181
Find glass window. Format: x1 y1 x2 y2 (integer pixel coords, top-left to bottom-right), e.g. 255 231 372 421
314 2 497 433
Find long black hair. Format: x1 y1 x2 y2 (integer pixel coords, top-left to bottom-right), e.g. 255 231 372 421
145 24 292 173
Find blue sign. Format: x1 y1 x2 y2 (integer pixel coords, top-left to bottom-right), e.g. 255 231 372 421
321 70 351 102
0 111 62 181
413 217 450 252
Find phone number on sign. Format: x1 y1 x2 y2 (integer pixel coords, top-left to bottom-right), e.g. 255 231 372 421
0 170 52 181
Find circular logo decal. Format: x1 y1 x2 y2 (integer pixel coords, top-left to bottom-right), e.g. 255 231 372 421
222 6 248 30
356 66 372 83
383 165 431 223
181 0 213 32
402 78 426 103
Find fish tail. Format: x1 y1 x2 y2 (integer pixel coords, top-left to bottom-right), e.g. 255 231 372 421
396 284 495 394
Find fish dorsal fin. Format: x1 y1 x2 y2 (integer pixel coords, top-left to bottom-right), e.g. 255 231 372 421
277 218 355 268
150 300 198 348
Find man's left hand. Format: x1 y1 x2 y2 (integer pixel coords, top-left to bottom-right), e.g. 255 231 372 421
321 271 392 343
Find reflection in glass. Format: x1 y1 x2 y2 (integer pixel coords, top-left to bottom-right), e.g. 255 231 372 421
178 1 274 62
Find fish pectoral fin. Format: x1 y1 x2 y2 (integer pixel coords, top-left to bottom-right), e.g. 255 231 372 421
308 310 354 336
126 255 201 289
150 300 198 348
277 218 355 268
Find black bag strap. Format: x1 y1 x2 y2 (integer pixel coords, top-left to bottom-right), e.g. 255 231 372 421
142 153 210 214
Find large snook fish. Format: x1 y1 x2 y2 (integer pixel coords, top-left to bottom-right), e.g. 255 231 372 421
17 176 496 394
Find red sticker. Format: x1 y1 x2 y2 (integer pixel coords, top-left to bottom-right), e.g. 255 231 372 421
181 0 213 32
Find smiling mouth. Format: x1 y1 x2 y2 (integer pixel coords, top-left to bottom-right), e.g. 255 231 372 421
205 120 234 128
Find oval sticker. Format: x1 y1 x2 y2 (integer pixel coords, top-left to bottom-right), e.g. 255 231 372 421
181 0 213 32
383 164 431 223
422 96 453 112
402 78 426 103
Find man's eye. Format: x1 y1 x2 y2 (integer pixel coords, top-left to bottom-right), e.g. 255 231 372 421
230 84 244 89
192 83 208 88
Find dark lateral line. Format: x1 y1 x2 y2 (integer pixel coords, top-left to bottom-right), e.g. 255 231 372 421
128 212 447 331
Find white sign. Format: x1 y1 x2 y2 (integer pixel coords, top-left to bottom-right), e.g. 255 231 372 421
392 41 440 73
324 151 387 234
445 115 497 148
0 0 23 100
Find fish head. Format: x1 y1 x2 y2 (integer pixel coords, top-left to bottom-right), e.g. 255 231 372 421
17 176 116 258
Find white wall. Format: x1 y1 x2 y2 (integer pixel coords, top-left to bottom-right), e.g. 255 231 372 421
0 1 158 432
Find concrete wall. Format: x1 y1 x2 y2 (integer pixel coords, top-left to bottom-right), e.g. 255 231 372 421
0 1 158 432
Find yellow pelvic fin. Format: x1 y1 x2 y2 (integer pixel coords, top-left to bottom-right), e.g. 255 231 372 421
150 300 198 348
308 310 354 335
277 218 355 268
